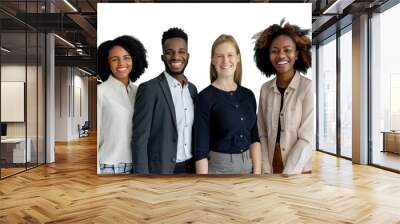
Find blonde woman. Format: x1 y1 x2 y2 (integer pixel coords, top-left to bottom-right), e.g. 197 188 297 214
194 34 261 174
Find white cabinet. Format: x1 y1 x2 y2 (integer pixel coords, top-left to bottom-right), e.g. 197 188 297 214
1 138 32 163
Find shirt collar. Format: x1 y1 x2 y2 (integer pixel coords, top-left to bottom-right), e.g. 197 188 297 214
164 71 188 88
108 74 134 92
268 70 301 92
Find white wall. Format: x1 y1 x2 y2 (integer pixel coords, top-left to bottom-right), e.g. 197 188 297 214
1 65 37 138
74 73 89 124
55 66 69 141
98 3 312 104
54 66 89 141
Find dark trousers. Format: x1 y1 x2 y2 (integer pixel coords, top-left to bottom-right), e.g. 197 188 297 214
173 158 195 174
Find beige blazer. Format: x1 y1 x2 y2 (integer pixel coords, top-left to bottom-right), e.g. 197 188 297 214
257 71 314 175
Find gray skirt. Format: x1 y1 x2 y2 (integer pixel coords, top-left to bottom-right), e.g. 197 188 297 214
208 150 252 174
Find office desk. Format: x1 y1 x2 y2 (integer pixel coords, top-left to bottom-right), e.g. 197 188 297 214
382 131 400 154
1 138 31 163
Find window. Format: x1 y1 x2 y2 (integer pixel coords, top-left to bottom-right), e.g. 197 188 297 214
317 35 337 155
371 2 400 171
339 27 352 158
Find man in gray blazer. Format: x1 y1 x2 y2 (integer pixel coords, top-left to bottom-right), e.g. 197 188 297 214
132 28 197 174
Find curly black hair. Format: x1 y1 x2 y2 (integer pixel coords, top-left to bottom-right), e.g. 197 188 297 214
161 27 188 48
97 35 148 82
253 21 311 77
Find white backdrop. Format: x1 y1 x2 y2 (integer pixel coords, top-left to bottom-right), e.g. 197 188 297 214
98 3 311 101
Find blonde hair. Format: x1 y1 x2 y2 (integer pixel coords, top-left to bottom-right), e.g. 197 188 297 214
210 34 242 85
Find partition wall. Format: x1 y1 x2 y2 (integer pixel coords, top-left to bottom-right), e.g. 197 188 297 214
0 0 46 179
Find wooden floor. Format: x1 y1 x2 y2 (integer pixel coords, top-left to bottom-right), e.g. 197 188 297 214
1 135 400 223
372 150 400 171
0 167 26 178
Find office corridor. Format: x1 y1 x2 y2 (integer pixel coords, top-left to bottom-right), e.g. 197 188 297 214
0 134 399 223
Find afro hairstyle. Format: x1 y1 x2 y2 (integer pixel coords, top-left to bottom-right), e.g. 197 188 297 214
253 21 311 77
97 35 148 82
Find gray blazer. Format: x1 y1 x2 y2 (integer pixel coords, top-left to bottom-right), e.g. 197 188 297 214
131 73 197 174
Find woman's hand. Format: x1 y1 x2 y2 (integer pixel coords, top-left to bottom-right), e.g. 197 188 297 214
195 158 208 174
250 142 262 175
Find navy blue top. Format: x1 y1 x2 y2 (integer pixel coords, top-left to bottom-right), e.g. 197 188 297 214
276 87 286 143
193 85 260 161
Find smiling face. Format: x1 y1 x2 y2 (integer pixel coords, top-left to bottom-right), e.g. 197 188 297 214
269 34 298 76
212 41 240 79
161 37 189 76
108 45 132 84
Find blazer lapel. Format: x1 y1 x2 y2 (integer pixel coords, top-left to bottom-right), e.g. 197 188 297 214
157 73 177 130
188 83 196 101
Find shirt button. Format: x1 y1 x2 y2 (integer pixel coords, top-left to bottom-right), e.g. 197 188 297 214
281 129 284 132
282 147 285 151
184 108 187 111
230 92 234 96
240 134 243 138
240 149 243 152
280 113 283 117
171 157 176 162
240 117 244 121
235 104 239 108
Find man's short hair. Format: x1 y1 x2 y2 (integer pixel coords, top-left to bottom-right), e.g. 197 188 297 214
161 27 188 47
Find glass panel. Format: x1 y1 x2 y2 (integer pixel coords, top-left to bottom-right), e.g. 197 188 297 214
27 31 38 169
1 31 27 178
312 45 317 150
0 1 46 178
38 32 45 165
0 1 28 32
317 36 337 154
371 3 400 171
339 28 352 158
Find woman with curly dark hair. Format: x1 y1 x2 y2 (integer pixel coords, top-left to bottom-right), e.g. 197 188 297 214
97 35 148 174
254 21 314 176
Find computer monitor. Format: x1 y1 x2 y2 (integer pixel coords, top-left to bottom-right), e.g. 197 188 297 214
1 123 7 138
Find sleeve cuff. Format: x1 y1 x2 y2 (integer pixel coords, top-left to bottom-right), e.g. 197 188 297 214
194 149 209 161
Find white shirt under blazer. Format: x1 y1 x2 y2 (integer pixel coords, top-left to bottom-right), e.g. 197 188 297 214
97 75 137 171
164 72 194 163
257 71 314 175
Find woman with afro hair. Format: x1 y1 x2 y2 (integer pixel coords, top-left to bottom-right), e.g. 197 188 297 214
254 20 314 176
97 35 148 174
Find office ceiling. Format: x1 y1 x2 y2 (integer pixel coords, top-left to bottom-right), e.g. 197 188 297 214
0 0 390 74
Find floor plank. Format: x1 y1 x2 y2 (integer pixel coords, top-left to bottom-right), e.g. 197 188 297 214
1 135 400 223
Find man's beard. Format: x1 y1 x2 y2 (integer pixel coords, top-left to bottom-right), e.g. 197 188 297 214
163 59 188 76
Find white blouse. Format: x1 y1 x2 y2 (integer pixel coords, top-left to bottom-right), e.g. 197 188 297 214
97 75 137 171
